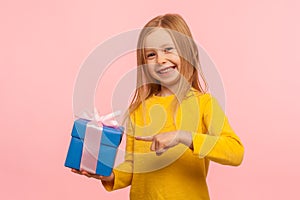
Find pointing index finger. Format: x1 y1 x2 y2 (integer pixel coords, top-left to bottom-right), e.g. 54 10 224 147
135 136 154 141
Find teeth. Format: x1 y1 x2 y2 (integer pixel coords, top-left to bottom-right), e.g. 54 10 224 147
158 67 174 74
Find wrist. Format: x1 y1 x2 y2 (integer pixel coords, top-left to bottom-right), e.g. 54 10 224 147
178 130 193 148
101 172 115 184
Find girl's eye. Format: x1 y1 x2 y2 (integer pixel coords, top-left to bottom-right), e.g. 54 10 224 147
146 52 156 58
164 47 174 52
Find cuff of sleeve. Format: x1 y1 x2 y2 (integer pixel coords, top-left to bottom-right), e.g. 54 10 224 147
102 181 114 191
191 132 206 158
102 168 132 191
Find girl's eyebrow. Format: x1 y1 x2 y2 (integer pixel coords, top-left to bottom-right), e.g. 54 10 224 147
144 43 175 50
159 43 174 48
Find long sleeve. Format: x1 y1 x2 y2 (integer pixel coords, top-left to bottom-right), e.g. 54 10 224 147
102 116 134 191
191 94 244 166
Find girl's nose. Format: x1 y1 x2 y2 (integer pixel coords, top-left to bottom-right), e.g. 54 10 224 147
157 51 167 64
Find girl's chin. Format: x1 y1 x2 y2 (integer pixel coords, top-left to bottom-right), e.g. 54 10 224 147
157 75 181 87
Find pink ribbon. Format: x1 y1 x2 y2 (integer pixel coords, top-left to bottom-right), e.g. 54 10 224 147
77 109 121 174
80 121 102 173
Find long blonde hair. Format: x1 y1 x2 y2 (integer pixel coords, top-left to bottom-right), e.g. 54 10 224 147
128 13 208 118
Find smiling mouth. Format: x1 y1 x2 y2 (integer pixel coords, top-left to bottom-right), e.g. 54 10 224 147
157 66 177 74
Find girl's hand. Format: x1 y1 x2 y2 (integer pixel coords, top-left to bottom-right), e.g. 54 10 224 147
135 131 193 156
71 169 115 183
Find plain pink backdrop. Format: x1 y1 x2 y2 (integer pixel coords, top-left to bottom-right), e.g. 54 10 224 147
1 0 299 199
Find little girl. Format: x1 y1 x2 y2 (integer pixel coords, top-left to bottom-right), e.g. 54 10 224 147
72 13 244 200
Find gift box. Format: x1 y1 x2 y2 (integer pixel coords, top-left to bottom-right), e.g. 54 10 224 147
64 118 124 176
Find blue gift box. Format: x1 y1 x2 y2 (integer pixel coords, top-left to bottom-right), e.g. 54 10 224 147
65 118 124 176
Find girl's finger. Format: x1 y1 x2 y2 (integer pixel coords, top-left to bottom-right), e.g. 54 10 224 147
98 175 104 179
150 140 156 151
156 148 167 156
135 136 153 141
71 169 82 175
89 174 101 179
81 171 92 178
155 139 159 151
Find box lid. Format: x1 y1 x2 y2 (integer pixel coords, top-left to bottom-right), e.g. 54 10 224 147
101 125 124 147
71 118 90 139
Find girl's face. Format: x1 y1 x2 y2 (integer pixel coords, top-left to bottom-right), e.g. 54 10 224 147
144 28 181 88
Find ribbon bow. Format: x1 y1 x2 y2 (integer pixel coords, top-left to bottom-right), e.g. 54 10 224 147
75 108 121 127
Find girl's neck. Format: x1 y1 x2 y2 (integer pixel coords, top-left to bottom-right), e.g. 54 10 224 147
157 86 176 97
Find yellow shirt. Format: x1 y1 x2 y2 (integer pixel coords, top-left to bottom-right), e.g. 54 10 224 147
103 90 244 200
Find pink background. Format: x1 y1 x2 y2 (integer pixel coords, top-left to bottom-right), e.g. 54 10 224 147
1 0 300 199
